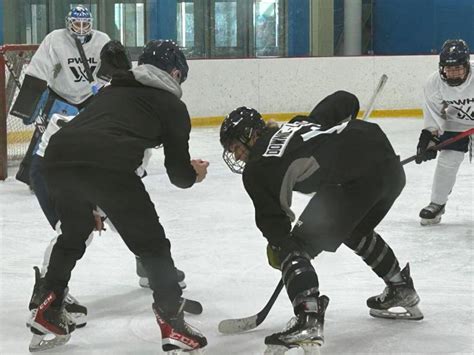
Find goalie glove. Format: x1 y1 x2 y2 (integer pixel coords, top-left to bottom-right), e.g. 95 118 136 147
416 129 440 164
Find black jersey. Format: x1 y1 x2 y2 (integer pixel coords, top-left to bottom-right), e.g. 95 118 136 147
243 119 399 246
44 70 196 188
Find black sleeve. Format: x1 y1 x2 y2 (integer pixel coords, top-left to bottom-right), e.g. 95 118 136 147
243 164 293 248
161 100 196 188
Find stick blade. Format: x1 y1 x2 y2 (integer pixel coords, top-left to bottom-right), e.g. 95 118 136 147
218 314 258 334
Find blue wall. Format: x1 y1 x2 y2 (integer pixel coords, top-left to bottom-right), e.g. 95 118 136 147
147 0 177 41
287 0 310 56
374 0 474 54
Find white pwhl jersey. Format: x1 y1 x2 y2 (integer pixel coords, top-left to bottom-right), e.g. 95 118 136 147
423 62 474 133
25 29 110 105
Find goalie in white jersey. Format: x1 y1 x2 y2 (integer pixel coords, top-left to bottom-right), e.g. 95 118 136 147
15 4 110 339
15 5 110 188
415 39 473 225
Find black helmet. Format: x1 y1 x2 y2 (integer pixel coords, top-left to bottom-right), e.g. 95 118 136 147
138 39 189 83
439 39 470 86
97 40 131 81
220 106 266 174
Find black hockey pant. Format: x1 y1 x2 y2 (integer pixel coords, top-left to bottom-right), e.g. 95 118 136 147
43 166 182 313
288 158 406 297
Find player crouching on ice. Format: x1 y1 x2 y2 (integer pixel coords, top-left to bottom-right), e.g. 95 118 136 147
219 92 423 354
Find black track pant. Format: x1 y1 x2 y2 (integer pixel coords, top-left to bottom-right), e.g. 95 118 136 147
44 166 182 313
293 157 406 256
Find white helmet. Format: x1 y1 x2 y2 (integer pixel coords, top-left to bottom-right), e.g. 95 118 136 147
66 5 93 40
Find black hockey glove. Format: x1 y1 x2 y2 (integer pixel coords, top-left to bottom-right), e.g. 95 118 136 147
97 40 132 81
416 129 440 164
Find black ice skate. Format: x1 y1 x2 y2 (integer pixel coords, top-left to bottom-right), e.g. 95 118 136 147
264 295 329 355
28 286 76 352
28 267 87 328
419 202 445 226
64 294 88 328
153 302 207 354
367 263 423 320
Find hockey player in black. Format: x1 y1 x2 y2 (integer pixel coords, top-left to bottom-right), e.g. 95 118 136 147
27 40 209 352
220 91 423 354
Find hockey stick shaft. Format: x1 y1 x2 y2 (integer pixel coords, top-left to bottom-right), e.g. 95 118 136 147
362 74 388 121
401 128 474 165
218 279 284 334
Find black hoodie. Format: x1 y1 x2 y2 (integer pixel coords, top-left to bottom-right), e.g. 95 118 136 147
44 67 196 189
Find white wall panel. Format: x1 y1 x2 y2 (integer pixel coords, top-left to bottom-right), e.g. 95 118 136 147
179 55 439 118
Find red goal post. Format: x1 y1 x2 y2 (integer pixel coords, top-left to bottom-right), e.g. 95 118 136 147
0 44 38 180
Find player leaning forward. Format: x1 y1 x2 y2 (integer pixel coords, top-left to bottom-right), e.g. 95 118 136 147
220 92 423 354
27 40 209 352
416 39 474 225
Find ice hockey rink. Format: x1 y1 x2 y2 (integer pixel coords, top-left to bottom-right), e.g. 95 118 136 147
0 118 472 355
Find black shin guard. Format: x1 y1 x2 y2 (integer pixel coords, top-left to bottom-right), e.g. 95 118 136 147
281 251 319 311
345 232 400 282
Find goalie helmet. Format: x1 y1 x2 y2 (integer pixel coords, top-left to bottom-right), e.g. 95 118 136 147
220 106 266 174
66 5 93 40
138 40 189 83
439 39 470 86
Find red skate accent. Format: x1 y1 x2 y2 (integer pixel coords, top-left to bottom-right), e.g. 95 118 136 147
155 310 200 349
33 292 66 335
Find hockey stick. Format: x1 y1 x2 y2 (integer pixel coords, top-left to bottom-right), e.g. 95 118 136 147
218 279 284 334
362 74 388 120
401 128 474 165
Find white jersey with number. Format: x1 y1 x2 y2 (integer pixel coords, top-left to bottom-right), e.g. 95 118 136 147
422 62 474 134
25 29 110 105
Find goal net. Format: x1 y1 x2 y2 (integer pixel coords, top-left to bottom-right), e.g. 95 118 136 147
0 44 38 180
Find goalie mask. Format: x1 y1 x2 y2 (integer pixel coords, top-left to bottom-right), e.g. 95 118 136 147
439 39 470 87
220 107 266 174
66 5 93 42
138 40 189 84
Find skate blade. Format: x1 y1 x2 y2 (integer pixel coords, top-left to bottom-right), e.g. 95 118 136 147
168 350 204 355
420 216 442 226
264 342 321 355
139 278 187 290
29 332 71 352
166 347 205 354
301 342 322 355
163 341 205 354
264 345 290 355
370 305 424 320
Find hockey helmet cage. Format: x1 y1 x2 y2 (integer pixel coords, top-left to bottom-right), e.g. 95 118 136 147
138 40 189 83
220 106 266 174
66 5 93 38
439 39 471 86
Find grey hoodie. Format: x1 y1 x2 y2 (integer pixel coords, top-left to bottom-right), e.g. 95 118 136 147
131 64 183 99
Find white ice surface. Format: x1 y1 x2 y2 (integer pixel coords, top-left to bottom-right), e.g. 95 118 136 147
0 118 473 355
